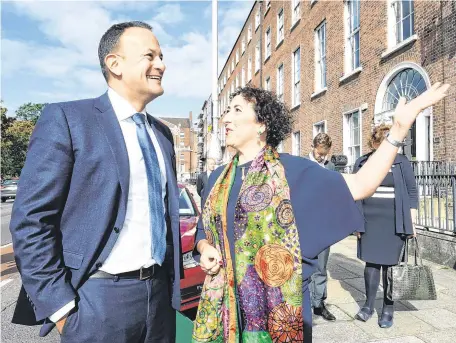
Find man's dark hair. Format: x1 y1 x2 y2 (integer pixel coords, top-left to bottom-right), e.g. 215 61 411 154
98 21 153 81
312 133 332 149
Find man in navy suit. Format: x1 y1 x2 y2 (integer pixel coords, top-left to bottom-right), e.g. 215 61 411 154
9 21 182 342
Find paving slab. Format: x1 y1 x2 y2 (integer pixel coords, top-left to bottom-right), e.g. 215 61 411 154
409 308 456 329
353 311 435 340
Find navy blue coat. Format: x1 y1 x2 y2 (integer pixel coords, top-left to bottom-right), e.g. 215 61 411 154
9 93 183 336
194 154 364 340
354 153 418 235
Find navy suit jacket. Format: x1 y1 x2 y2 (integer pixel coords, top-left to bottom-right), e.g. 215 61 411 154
9 93 183 336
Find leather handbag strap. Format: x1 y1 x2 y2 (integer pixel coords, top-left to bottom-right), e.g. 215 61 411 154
397 239 409 265
411 237 423 266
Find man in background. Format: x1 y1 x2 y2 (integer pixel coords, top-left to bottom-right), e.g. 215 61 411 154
307 133 337 321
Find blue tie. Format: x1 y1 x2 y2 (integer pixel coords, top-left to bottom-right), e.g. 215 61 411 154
132 113 166 265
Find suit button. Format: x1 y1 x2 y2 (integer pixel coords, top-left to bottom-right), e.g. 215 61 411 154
114 227 120 233
96 262 103 268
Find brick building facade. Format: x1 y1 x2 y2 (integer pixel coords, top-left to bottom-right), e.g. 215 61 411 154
216 0 455 164
158 114 198 180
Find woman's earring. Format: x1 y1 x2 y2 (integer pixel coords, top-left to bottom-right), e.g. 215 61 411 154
257 130 263 138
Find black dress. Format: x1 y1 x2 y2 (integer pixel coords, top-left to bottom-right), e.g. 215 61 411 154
358 172 405 265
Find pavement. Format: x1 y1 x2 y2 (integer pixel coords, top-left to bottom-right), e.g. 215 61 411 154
1 201 14 246
2 188 456 342
312 236 456 343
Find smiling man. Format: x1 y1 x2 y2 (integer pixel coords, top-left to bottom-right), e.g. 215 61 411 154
10 21 182 343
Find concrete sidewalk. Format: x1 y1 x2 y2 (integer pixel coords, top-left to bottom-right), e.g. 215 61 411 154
313 236 456 343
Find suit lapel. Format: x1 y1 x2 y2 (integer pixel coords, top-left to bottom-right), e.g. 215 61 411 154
94 93 130 202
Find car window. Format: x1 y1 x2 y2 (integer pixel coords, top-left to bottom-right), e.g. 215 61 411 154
179 188 196 216
3 180 17 185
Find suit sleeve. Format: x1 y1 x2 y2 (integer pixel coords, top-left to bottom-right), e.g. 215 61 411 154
9 103 77 321
196 174 203 197
401 156 419 209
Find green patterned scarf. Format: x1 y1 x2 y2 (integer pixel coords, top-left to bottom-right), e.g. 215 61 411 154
192 146 304 343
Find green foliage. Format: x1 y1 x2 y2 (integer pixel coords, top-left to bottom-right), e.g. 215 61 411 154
1 101 46 177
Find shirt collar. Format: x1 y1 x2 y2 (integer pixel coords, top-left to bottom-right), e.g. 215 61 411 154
308 152 326 167
107 87 147 122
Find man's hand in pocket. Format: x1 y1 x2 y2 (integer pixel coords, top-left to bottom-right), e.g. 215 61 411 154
56 315 68 334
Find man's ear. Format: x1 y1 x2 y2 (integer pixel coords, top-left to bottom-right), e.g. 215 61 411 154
105 54 122 78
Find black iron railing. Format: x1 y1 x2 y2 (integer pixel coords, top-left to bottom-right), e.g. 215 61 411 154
412 161 455 233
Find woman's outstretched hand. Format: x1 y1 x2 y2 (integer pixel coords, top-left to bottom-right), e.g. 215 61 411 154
198 240 222 276
391 82 450 140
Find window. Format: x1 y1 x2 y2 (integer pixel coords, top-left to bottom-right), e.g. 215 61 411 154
179 188 196 216
313 121 327 137
236 50 239 64
265 27 271 59
277 141 284 153
344 110 361 165
231 83 234 95
180 153 185 160
242 66 246 87
292 0 301 25
277 64 284 101
266 1 271 10
248 56 252 81
180 132 185 138
179 141 184 147
236 74 239 88
180 163 185 173
231 60 235 73
292 48 301 106
255 9 261 30
255 41 261 72
315 21 327 90
248 24 252 42
242 37 246 54
389 0 415 47
292 131 301 156
265 76 271 91
277 9 284 44
224 74 227 86
345 0 360 73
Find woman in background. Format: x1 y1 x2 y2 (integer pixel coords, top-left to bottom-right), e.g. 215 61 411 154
192 83 448 343
354 124 418 328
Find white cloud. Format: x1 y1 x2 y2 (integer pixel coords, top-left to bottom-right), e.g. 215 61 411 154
3 0 214 103
161 31 212 98
153 4 184 24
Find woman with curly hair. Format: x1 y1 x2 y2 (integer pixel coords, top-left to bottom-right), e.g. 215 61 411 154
191 83 448 343
353 123 418 329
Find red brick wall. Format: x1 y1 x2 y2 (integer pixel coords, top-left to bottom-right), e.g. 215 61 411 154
218 0 455 162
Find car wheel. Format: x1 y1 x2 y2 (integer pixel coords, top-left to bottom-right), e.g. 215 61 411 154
1 198 6 203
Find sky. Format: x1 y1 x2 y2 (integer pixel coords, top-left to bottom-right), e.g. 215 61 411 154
1 0 254 123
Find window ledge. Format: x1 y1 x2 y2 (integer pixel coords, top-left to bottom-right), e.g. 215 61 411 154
291 103 301 112
381 34 418 59
276 39 284 50
339 67 363 83
290 18 301 33
311 87 327 99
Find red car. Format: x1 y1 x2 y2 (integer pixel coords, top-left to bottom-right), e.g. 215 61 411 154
178 184 206 311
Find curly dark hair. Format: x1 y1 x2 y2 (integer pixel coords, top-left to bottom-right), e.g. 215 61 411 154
230 86 294 148
368 123 391 150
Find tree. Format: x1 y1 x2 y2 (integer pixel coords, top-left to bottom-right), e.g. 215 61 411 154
15 102 47 124
1 101 15 134
1 120 35 177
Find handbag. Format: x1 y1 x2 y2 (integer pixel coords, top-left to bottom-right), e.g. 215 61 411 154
386 237 437 301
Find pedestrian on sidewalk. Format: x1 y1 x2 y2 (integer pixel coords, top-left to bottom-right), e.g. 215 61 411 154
353 123 418 329
306 133 337 322
192 83 448 343
196 157 216 206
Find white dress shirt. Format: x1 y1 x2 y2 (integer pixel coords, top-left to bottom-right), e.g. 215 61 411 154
50 88 167 322
308 152 326 167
